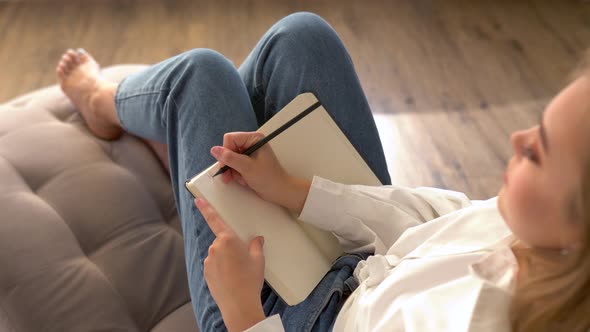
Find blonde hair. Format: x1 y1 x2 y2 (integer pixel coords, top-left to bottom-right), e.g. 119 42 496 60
510 50 590 332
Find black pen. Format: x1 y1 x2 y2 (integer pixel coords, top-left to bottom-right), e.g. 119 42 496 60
212 100 322 178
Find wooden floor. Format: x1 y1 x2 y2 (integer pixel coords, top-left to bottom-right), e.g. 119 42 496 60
1 0 589 198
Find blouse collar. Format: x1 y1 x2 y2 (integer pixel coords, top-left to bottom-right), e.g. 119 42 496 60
469 236 519 292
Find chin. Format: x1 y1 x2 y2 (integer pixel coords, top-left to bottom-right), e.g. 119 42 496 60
496 188 521 243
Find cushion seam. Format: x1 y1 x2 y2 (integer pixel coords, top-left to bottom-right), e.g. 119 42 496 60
0 155 32 192
150 301 193 330
0 301 15 332
84 258 142 330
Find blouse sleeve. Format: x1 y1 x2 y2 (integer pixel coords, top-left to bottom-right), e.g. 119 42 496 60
298 176 472 255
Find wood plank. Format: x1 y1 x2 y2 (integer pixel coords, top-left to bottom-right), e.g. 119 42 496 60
1 0 589 198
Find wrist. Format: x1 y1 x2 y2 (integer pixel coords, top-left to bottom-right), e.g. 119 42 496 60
221 301 266 332
283 176 311 215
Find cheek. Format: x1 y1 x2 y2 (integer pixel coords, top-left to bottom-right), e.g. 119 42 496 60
506 171 541 223
501 168 562 247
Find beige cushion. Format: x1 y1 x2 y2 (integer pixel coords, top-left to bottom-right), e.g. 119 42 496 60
0 65 198 332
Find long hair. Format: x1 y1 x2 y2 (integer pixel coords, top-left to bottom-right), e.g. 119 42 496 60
510 50 590 332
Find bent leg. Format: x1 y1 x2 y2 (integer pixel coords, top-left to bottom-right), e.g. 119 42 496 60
239 12 391 186
237 12 387 329
115 49 258 331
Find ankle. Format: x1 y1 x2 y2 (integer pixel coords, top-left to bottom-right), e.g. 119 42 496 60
91 82 120 128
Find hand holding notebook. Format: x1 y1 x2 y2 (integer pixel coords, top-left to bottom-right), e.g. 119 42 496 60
194 197 267 330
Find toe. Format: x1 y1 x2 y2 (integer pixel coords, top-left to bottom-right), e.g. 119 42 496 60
61 62 71 75
77 54 87 64
76 48 88 62
61 54 71 68
66 49 80 65
66 49 77 59
78 49 99 68
65 54 76 70
56 67 64 79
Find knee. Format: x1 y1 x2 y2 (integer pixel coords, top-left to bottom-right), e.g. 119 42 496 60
170 48 240 96
176 48 234 79
274 12 342 50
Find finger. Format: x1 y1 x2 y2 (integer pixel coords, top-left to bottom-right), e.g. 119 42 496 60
228 169 242 184
222 170 232 184
203 256 213 281
229 168 238 180
235 173 247 186
211 146 252 175
195 198 228 236
219 168 238 185
223 132 265 152
248 236 265 260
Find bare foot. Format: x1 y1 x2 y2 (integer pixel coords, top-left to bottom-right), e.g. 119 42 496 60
56 48 122 140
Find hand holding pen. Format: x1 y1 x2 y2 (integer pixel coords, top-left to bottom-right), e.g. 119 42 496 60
209 100 319 212
209 131 311 214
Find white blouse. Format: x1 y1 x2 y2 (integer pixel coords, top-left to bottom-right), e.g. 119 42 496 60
246 176 517 332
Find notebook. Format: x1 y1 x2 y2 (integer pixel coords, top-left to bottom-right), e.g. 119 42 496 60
184 93 382 305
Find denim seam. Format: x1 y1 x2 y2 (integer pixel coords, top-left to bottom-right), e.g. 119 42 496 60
113 85 127 129
117 89 172 133
166 92 181 131
251 78 264 103
343 276 358 295
252 42 267 101
251 91 265 109
263 96 277 123
115 89 168 101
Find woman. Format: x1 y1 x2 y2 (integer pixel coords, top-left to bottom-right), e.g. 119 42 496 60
56 12 589 332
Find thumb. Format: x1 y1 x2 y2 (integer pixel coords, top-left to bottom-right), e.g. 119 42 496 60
248 236 265 258
211 146 252 174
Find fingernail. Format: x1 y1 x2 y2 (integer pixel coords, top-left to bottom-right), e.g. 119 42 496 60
211 146 222 158
195 198 205 206
260 237 265 245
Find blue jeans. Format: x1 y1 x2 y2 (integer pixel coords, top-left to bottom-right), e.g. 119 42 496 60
114 12 390 332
